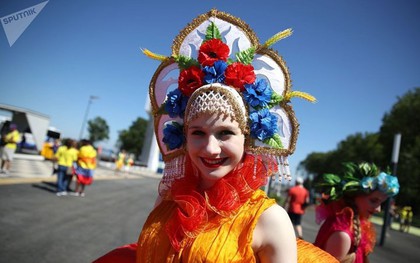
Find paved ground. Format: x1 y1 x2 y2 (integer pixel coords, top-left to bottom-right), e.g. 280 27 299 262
1 154 419 262
0 154 161 185
0 155 160 263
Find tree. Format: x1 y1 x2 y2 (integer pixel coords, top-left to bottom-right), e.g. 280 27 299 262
299 87 420 214
87 116 110 146
378 87 420 213
117 117 148 159
297 151 332 179
335 132 384 165
299 132 384 182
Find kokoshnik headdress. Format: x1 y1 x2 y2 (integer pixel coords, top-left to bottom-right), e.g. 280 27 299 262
143 9 315 192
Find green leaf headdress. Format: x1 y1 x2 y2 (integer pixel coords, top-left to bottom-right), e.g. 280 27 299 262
316 162 400 204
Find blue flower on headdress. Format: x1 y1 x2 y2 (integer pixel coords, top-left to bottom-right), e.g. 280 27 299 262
165 89 188 118
163 122 185 150
378 172 400 195
376 172 387 192
249 108 278 141
360 176 377 191
203 60 227 84
243 79 273 108
360 172 400 197
383 173 400 196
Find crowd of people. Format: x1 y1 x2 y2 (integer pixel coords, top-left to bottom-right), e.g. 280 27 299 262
0 123 97 198
51 138 97 197
388 203 414 233
0 122 134 198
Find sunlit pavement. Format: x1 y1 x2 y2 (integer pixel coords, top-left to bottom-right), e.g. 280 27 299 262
370 214 420 237
0 153 162 185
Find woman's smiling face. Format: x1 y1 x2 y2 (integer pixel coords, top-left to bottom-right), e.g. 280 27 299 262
186 113 245 189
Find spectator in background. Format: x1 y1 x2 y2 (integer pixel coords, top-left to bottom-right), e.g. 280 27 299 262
124 154 134 175
400 206 414 233
388 200 397 230
66 139 79 192
54 139 78 196
115 149 126 174
72 139 97 197
284 176 310 239
0 123 20 175
50 139 61 175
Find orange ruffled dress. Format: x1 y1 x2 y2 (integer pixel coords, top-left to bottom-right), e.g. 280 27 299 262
137 190 338 263
94 193 337 263
137 189 273 262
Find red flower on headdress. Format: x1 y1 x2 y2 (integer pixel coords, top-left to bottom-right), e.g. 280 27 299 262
178 66 205 96
224 62 256 91
198 39 230 67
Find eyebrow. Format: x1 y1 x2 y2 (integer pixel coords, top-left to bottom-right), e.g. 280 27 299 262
188 125 203 130
188 124 238 130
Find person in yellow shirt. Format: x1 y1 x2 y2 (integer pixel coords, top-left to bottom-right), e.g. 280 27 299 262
54 139 78 196
0 124 20 175
73 139 97 197
400 206 414 233
66 140 79 192
114 149 126 175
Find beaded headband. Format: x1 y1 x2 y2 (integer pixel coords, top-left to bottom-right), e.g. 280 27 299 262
144 9 315 185
184 83 248 133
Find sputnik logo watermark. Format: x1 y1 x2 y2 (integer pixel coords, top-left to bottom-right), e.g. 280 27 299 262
1 0 49 47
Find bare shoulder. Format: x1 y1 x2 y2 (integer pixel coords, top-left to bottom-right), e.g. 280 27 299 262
324 231 352 261
253 204 297 263
257 204 290 227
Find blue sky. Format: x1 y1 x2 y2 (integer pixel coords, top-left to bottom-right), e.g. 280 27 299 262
1 0 419 175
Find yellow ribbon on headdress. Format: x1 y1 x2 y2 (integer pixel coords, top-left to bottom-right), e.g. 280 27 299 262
284 91 317 103
141 48 168 61
262 28 293 49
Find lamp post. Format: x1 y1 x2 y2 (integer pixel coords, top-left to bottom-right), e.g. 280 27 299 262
79 95 99 140
379 133 401 246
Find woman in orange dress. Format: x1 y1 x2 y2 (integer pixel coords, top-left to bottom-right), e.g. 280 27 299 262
95 9 337 263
